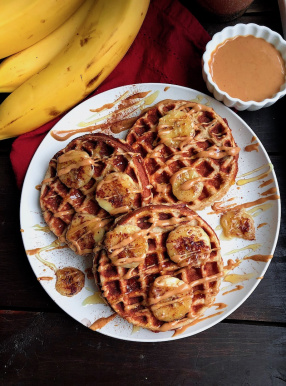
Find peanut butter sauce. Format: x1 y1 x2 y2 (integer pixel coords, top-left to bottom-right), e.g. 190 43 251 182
171 311 224 337
245 143 259 152
259 178 274 188
90 313 116 331
257 222 267 229
244 254 273 262
213 303 227 310
209 35 286 101
211 194 279 214
222 285 244 296
260 187 277 196
193 145 240 159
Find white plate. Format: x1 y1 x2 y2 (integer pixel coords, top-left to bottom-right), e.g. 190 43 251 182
20 83 281 342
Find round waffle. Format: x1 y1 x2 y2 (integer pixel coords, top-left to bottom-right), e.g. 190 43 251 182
40 133 151 256
93 203 223 333
126 99 240 210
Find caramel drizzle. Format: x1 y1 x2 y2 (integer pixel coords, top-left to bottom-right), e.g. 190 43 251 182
225 243 262 256
237 163 272 186
247 203 273 217
50 90 159 141
224 272 256 284
211 194 279 214
26 239 67 273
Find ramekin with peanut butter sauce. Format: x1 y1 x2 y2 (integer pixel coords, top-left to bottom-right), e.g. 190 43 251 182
202 23 286 111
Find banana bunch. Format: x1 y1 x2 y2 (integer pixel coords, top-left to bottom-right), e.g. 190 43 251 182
0 0 150 140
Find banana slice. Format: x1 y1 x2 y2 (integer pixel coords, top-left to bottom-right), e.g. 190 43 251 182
166 225 211 267
171 167 204 202
158 110 194 146
104 224 148 268
96 172 138 215
57 150 93 189
220 209 255 240
66 213 110 254
149 276 192 322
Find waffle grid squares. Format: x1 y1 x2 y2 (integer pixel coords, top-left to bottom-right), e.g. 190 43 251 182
40 133 151 255
94 204 223 332
126 100 239 210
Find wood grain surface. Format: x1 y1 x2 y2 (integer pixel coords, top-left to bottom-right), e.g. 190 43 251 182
0 0 285 385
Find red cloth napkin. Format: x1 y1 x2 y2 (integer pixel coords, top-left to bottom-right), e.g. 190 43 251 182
10 0 210 188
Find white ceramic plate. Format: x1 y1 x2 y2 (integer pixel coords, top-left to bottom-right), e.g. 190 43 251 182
20 83 281 342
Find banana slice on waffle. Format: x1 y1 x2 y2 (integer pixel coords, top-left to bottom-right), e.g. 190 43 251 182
93 203 223 333
126 99 240 210
40 133 151 256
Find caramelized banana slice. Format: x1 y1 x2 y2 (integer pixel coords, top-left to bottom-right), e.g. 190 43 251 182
66 213 111 255
220 209 255 240
57 150 93 189
96 172 138 215
149 276 192 322
166 224 211 267
55 267 85 297
158 110 195 146
104 225 148 268
171 167 204 202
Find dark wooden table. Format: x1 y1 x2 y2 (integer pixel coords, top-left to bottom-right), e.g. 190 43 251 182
1 1 285 385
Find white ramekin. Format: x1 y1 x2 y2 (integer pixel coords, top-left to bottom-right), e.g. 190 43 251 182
202 23 286 111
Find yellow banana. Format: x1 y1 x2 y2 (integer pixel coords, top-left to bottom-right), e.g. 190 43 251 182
0 0 85 59
0 0 93 92
0 0 149 140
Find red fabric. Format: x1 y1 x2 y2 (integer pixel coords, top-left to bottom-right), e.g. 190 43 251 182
10 0 210 188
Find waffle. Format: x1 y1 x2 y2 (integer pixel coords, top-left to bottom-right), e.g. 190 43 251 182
93 203 223 333
40 133 151 256
126 99 240 210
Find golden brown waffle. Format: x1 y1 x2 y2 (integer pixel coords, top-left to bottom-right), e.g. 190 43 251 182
40 133 151 256
93 203 223 333
126 100 240 210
